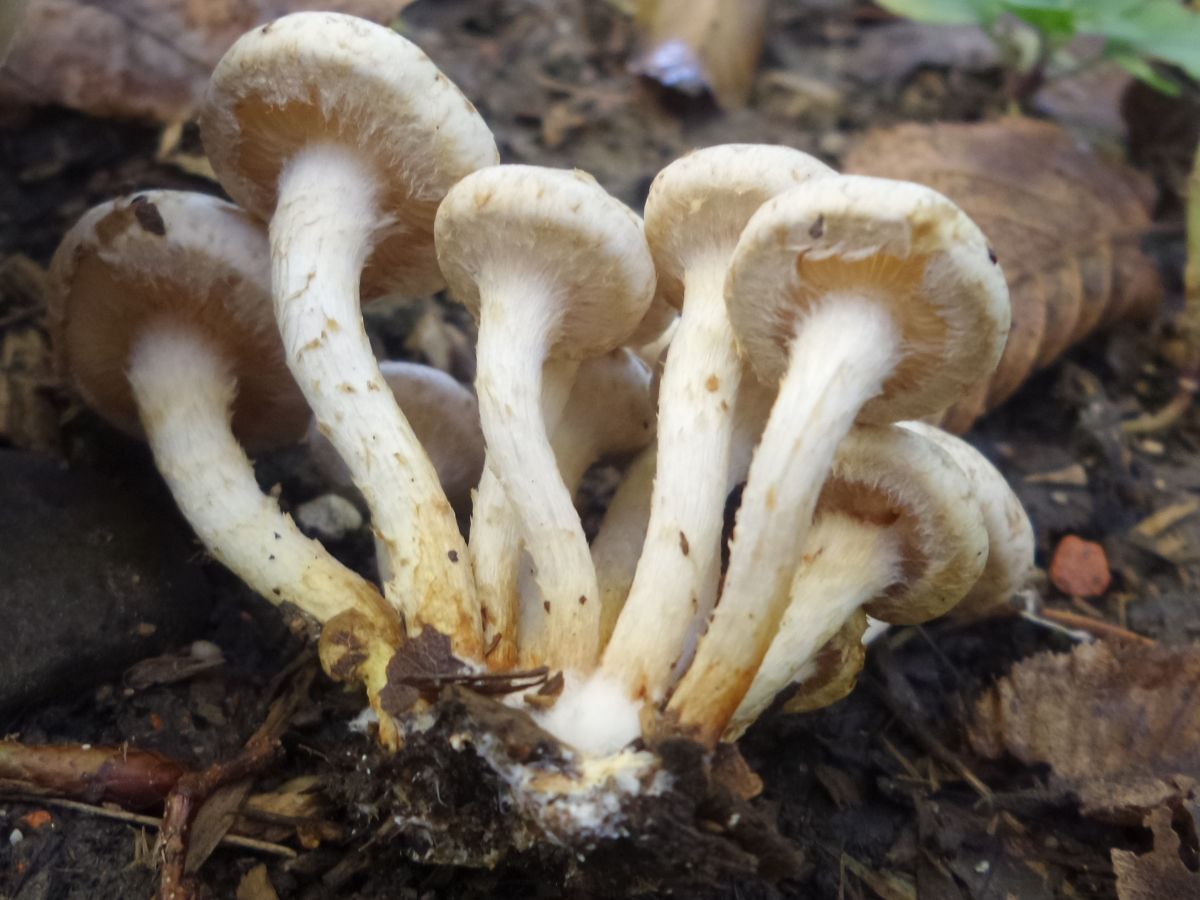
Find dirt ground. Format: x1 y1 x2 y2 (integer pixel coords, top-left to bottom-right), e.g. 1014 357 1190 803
1 0 1199 897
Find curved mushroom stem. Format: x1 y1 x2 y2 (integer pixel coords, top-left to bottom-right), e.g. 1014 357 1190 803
470 466 521 668
128 325 398 637
270 144 479 658
602 261 741 702
667 297 900 744
592 445 657 648
724 512 900 739
473 361 578 670
475 292 599 670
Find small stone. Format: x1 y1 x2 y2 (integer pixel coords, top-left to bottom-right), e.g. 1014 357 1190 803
1049 535 1112 598
295 493 363 541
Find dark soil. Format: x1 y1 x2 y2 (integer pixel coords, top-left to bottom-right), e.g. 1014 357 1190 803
1 1 1197 898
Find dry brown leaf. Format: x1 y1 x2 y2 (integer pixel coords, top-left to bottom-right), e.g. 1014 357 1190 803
844 118 1162 433
1112 806 1200 899
633 0 769 109
0 0 414 121
236 864 280 900
970 641 1200 820
186 778 254 873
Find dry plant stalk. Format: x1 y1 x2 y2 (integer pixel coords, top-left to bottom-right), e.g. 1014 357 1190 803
633 0 770 108
845 118 1163 433
1181 141 1200 372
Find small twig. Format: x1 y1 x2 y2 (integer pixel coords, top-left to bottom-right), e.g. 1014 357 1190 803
156 664 315 900
867 678 994 804
0 794 295 858
1121 377 1197 434
1035 607 1156 645
1181 139 1200 372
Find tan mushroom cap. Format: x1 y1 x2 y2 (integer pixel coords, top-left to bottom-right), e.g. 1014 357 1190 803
307 361 484 510
644 143 833 311
727 175 1011 423
200 12 499 299
625 290 678 348
49 191 308 453
900 422 1035 617
819 424 989 624
561 349 655 462
778 610 869 716
435 165 656 358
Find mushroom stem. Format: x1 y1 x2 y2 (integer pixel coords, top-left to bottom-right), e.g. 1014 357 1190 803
473 361 578 670
128 324 397 636
725 512 901 739
474 292 599 670
592 445 657 648
270 144 479 657
667 297 900 743
602 263 741 701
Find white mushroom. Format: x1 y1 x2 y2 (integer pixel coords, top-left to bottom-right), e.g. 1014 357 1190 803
602 144 832 703
49 191 397 638
668 176 1010 743
725 424 987 739
201 12 498 657
435 165 655 670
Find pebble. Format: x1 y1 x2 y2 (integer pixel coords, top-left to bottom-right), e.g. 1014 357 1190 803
295 493 364 542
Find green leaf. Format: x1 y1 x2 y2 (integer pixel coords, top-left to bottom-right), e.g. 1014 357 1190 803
1082 0 1200 78
1107 43 1183 95
875 0 1001 26
1002 2 1077 41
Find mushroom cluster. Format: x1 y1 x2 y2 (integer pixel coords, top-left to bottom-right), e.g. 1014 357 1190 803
49 11 1034 855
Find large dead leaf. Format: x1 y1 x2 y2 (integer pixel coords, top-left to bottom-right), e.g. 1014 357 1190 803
844 118 1162 433
0 0 414 121
970 641 1200 820
1112 805 1200 899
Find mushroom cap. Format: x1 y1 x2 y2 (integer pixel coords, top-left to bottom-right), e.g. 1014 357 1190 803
200 12 499 299
565 348 655 459
48 191 309 453
626 291 678 348
435 165 656 358
779 609 869 715
307 361 484 510
727 175 1011 424
819 424 989 624
644 144 833 311
900 421 1035 617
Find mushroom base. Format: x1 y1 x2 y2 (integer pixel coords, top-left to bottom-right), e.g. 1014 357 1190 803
344 683 803 889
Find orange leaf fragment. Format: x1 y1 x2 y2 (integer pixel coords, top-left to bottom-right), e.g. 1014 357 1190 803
1049 534 1111 598
17 809 53 830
